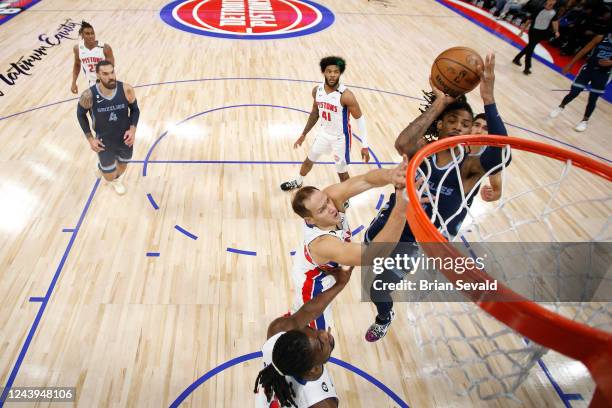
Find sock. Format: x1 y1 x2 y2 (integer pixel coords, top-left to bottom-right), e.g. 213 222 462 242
296 175 303 184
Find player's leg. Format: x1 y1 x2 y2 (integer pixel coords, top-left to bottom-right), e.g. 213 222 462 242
97 150 118 182
280 133 329 191
575 70 609 132
332 135 350 208
551 64 590 119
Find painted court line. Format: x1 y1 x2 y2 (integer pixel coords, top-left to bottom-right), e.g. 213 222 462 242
0 178 100 407
168 351 409 408
226 248 257 256
174 225 198 240
146 193 159 210
146 252 160 257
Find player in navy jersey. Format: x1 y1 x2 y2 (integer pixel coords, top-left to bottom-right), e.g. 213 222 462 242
76 60 140 195
549 30 612 132
363 53 511 342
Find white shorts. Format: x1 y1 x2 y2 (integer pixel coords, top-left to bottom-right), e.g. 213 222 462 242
307 130 351 173
292 267 336 330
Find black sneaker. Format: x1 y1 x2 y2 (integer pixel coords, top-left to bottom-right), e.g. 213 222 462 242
512 58 521 66
343 200 350 210
280 179 302 191
523 69 531 75
365 310 396 342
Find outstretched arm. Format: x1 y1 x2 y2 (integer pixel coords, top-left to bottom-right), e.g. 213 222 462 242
267 267 352 337
323 156 407 205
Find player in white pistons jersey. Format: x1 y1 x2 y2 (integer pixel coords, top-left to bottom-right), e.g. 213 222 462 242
280 56 370 192
290 160 414 330
254 267 350 407
71 21 115 94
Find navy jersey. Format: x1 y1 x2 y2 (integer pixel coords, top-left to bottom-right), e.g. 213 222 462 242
366 103 509 244
366 154 476 244
90 81 130 146
587 34 612 71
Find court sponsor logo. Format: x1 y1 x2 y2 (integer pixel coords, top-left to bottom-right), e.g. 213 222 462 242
0 1 43 27
0 18 78 97
160 0 334 40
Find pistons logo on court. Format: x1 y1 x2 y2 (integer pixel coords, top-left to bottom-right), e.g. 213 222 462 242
160 0 335 40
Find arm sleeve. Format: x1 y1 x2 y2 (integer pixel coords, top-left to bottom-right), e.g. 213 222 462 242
128 100 140 127
355 115 368 148
77 103 92 136
480 103 512 173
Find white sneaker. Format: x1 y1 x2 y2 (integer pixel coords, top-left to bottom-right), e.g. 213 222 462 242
110 178 126 195
574 121 588 132
549 107 564 118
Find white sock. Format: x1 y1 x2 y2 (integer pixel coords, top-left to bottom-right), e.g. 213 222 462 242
296 175 303 184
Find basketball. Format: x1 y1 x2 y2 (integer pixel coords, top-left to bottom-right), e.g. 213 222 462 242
431 47 484 97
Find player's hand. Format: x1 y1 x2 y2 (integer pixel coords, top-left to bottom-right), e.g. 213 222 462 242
391 155 409 189
124 127 136 147
479 53 495 105
88 137 105 152
361 147 370 163
429 76 456 105
480 185 501 202
561 63 572 75
554 31 560 39
293 134 306 149
71 83 78 94
328 266 353 286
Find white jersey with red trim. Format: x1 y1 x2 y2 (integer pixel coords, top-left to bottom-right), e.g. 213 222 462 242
255 331 338 408
291 213 351 330
78 41 106 85
315 82 350 137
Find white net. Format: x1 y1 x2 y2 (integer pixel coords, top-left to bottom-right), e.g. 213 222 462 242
406 140 612 401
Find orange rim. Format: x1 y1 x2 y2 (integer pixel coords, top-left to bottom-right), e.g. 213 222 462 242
405 135 612 403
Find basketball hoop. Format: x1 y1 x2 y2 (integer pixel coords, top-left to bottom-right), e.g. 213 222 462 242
405 135 612 406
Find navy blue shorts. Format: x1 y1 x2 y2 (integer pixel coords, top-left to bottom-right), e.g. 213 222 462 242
97 141 133 173
572 64 612 94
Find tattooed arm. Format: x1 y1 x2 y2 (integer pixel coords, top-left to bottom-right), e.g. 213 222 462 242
77 89 104 152
395 79 454 159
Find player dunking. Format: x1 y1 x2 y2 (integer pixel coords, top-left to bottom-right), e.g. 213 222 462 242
254 267 351 407
76 61 139 195
549 31 612 132
71 21 115 94
280 57 370 192
364 54 510 342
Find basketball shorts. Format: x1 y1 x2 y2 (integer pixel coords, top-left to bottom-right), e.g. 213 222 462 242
97 139 133 173
292 266 336 330
307 130 350 173
572 64 612 94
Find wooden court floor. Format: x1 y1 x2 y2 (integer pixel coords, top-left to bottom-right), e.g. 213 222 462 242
0 0 610 406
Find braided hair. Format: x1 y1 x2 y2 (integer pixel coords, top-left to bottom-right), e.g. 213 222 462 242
254 330 315 407
78 21 93 36
419 90 473 142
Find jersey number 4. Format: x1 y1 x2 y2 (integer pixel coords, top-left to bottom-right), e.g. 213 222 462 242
109 112 118 122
